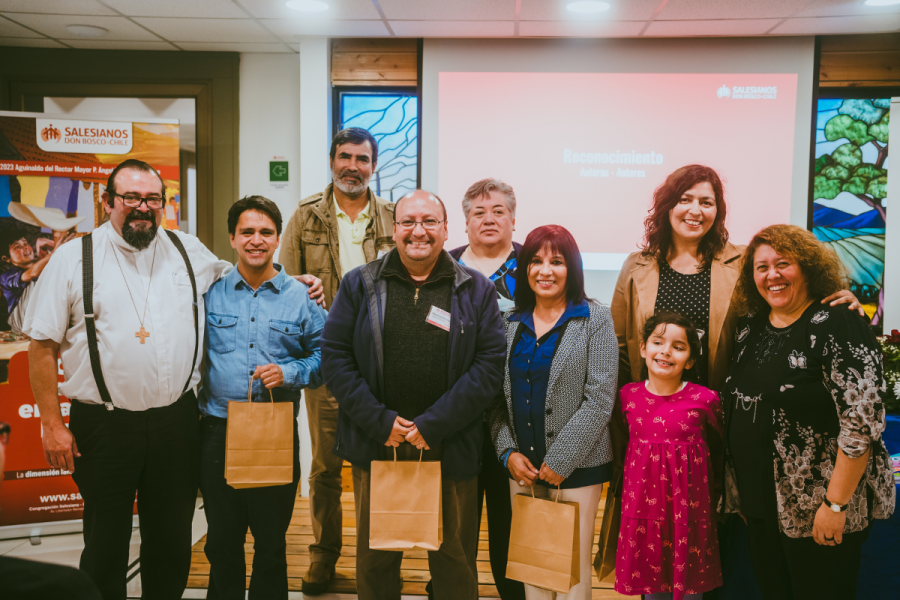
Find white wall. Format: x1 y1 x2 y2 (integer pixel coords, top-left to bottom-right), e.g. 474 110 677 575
883 96 900 333
239 53 303 244
298 38 333 200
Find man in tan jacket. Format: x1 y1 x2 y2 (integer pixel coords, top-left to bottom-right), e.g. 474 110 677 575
279 127 395 595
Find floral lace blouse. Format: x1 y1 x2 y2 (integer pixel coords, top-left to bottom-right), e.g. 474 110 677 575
721 303 896 538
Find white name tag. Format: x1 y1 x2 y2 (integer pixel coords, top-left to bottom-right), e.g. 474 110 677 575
426 305 451 331
377 249 388 259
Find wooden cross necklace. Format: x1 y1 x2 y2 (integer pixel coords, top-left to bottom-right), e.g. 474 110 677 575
109 237 158 344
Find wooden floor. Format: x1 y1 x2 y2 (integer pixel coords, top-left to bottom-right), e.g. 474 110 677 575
187 484 630 599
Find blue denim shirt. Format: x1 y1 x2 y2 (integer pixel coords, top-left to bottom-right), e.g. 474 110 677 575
199 264 325 418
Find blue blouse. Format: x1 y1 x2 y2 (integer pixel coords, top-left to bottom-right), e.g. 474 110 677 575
507 299 608 488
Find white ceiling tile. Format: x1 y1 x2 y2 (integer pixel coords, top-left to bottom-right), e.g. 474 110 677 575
132 17 277 42
240 0 381 20
0 1 116 15
0 36 67 47
262 18 389 38
659 0 813 20
177 41 293 52
100 0 248 19
380 0 515 21
795 0 900 18
63 39 179 50
390 20 514 36
7 13 162 40
0 15 43 37
772 13 900 34
520 0 661 21
519 19 645 37
645 19 782 36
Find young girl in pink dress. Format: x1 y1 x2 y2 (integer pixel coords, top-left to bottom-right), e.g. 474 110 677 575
614 311 723 600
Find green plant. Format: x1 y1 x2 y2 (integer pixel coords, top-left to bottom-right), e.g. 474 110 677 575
877 329 900 415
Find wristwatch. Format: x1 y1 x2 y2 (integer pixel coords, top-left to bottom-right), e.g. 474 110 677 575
822 498 848 513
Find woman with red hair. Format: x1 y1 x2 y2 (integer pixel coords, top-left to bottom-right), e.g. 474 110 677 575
489 224 618 600
612 164 860 398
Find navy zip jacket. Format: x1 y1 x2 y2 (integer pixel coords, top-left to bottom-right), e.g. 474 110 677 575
321 248 506 480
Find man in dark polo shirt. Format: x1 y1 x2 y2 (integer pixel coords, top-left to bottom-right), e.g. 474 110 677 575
321 189 506 600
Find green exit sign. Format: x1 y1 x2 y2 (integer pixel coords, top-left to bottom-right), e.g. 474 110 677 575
269 161 289 182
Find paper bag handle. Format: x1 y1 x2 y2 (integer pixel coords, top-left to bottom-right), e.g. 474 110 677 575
390 447 424 462
247 374 275 403
529 484 562 501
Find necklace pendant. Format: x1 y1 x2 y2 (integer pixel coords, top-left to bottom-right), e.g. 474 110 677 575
135 326 150 344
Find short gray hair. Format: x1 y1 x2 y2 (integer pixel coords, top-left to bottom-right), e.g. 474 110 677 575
461 178 516 221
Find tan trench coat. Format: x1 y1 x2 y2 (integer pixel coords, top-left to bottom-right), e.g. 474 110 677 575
279 184 396 308
610 242 746 393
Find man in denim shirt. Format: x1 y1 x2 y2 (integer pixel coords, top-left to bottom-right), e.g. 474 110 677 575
199 196 326 599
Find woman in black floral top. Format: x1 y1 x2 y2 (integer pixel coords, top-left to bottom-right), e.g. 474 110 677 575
722 225 895 600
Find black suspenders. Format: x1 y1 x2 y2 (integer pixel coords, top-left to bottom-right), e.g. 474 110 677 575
81 230 199 410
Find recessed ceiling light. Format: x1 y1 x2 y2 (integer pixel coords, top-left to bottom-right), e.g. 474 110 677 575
567 1 611 13
65 24 109 38
864 0 900 5
286 0 329 11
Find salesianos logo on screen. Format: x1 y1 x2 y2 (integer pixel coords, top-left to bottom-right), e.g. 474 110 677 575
718 84 779 100
438 72 798 265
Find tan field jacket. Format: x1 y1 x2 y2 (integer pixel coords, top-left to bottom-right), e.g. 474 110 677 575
280 184 396 307
610 242 745 393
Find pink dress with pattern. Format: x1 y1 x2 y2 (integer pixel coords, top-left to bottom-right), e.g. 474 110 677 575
614 381 724 599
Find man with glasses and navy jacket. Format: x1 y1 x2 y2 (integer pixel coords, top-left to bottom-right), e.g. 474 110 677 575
321 189 506 600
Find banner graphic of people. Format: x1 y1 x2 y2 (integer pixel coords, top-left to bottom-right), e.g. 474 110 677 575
0 111 179 529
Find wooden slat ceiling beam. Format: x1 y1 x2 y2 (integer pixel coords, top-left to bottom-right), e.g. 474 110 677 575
819 33 900 88
332 38 418 87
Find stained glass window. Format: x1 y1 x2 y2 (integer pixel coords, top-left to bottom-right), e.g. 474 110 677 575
338 91 418 202
812 98 890 332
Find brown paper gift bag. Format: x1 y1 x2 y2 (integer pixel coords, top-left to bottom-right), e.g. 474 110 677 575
369 448 443 551
507 486 580 593
593 481 621 584
225 377 294 489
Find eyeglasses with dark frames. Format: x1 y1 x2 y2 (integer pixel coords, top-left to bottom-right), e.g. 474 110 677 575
393 219 444 231
111 193 166 209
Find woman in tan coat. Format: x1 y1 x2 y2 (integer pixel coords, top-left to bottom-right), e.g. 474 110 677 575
611 164 860 393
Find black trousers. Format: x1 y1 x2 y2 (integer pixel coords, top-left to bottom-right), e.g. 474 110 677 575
199 411 301 600
70 392 200 600
745 517 869 600
0 555 102 600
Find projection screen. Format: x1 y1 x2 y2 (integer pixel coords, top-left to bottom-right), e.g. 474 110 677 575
422 37 816 301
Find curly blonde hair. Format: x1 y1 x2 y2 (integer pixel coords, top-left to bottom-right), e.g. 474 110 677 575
737 224 848 315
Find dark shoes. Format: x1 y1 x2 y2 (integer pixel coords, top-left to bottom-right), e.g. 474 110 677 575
301 561 335 596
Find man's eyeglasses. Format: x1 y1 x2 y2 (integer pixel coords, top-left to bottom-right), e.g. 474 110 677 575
394 219 444 231
112 193 165 209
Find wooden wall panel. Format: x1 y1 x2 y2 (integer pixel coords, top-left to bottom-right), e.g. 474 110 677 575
819 33 900 88
332 38 417 87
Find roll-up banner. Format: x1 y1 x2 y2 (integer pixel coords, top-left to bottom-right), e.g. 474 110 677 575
0 111 180 535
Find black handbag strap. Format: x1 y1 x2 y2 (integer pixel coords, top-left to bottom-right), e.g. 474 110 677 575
81 230 199 410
